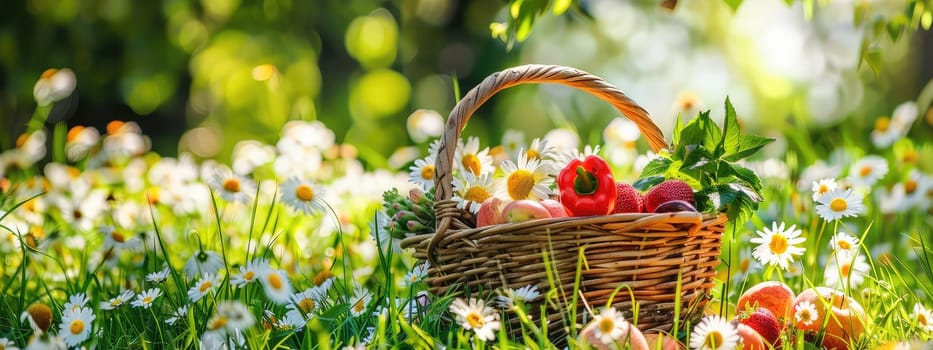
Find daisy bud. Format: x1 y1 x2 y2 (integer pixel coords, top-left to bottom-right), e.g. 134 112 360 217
23 303 53 333
409 188 425 203
406 220 427 232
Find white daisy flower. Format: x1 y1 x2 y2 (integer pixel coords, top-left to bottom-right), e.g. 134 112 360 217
165 305 189 325
0 337 19 350
543 128 580 154
59 307 94 347
348 286 373 317
231 140 275 175
824 252 871 289
280 177 327 214
99 290 135 311
816 188 865 221
689 315 739 350
847 155 888 188
525 138 558 166
454 136 494 177
207 165 256 204
732 247 761 282
873 101 917 148
590 307 629 345
146 267 171 283
749 222 806 270
796 160 843 192
260 268 294 305
811 178 838 201
183 249 224 279
25 334 66 350
231 259 269 288
65 125 100 162
408 155 436 191
131 288 162 309
210 301 256 332
449 297 501 342
188 273 222 303
284 287 324 329
33 68 76 106
100 225 130 253
62 293 90 314
403 262 430 287
828 232 860 257
499 153 554 201
495 284 540 309
912 303 933 333
451 172 497 214
501 129 526 161
794 300 819 327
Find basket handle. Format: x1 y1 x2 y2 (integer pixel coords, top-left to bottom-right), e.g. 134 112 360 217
429 65 668 258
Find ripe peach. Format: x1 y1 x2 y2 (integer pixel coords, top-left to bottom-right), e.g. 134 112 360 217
737 281 796 324
642 332 684 350
475 197 506 227
735 323 766 350
540 199 569 218
578 319 649 350
792 287 865 350
502 199 551 223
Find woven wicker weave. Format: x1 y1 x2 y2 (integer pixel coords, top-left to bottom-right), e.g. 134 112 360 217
399 64 727 337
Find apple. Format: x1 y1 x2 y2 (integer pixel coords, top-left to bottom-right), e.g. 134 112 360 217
502 199 551 223
475 197 506 227
540 199 569 218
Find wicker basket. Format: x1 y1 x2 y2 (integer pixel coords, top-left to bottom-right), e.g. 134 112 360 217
400 64 727 338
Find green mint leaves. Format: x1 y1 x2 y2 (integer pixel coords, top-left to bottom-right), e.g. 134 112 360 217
635 98 774 224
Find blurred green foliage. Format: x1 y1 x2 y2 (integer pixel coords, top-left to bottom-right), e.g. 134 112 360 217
0 0 512 163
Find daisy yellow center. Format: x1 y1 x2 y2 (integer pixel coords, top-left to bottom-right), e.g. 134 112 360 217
840 263 851 277
208 316 227 331
859 166 872 178
268 273 283 289
106 120 125 134
353 299 366 313
66 166 81 178
462 154 482 176
507 170 534 199
830 198 848 212
919 312 929 326
464 186 490 203
677 91 700 111
143 296 153 304
874 117 890 132
769 234 789 255
298 298 315 314
27 304 53 332
111 299 123 306
41 68 59 79
243 271 255 281
466 311 484 328
67 126 85 143
526 149 541 160
598 317 615 335
24 198 37 212
421 164 435 180
111 231 126 243
837 240 852 250
739 258 750 273
16 133 28 149
70 319 85 335
905 180 918 194
818 184 830 195
199 281 213 293
314 271 334 286
903 149 918 163
295 184 314 202
223 178 241 193
703 330 724 349
800 309 814 322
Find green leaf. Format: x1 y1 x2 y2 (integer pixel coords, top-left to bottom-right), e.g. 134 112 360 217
722 135 774 162
923 10 932 30
681 146 714 170
730 164 764 192
723 0 743 12
672 113 684 146
633 176 665 192
720 97 741 156
638 157 674 178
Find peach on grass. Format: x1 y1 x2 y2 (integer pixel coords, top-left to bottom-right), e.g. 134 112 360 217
502 199 551 223
792 287 865 350
540 199 569 218
735 323 766 350
643 332 684 350
736 281 796 324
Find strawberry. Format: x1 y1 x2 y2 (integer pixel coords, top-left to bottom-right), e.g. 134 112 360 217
644 179 694 213
740 307 782 348
612 182 644 213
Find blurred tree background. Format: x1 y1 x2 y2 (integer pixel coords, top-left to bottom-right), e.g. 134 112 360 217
1 0 931 167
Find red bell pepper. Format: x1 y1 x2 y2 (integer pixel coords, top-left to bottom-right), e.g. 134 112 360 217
557 155 617 216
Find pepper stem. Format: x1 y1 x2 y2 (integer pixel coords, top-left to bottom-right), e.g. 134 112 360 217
574 166 598 195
